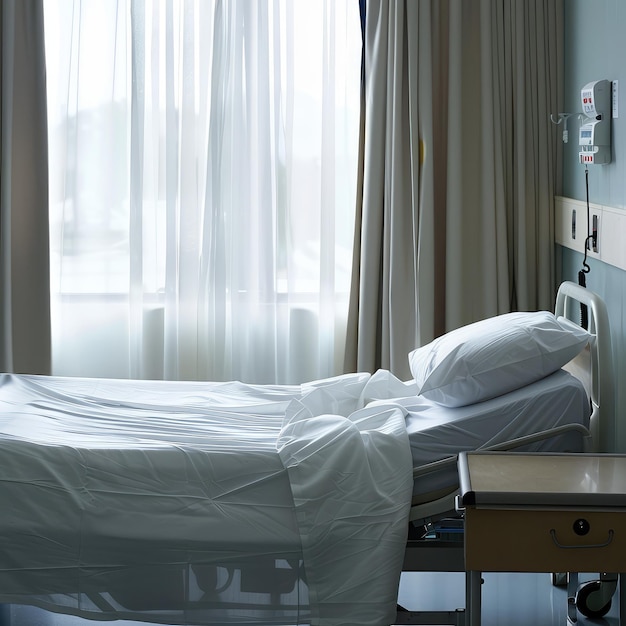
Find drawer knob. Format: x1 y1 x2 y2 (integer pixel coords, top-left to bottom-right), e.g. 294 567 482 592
573 518 590 536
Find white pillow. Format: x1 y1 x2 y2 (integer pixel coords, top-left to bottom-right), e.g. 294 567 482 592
408 311 590 407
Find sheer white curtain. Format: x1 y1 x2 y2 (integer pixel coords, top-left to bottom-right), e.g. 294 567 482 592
45 0 361 383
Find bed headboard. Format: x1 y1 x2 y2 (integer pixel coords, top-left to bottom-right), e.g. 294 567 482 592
554 281 615 453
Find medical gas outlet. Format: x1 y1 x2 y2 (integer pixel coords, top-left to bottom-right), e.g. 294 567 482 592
579 80 611 165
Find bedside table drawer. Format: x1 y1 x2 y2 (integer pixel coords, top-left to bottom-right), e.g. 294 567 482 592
465 508 626 572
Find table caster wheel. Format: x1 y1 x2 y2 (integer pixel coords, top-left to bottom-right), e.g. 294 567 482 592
576 580 612 619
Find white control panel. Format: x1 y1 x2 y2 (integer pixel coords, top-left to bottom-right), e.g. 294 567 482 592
579 80 612 165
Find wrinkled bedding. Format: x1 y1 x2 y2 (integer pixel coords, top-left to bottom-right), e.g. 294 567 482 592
0 367 588 624
0 372 413 626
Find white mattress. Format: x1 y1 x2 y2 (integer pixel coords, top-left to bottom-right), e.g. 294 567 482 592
403 369 590 499
0 368 588 624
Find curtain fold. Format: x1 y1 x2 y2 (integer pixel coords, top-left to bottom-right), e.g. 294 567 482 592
0 0 51 374
346 0 563 380
46 1 361 383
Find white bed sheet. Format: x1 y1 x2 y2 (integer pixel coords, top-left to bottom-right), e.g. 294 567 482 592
0 372 413 626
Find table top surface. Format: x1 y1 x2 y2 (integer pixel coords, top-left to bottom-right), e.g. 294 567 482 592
458 452 626 508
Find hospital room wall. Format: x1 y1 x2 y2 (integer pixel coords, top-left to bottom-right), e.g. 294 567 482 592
559 0 626 452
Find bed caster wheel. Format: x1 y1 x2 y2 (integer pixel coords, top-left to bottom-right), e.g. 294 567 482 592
576 580 612 619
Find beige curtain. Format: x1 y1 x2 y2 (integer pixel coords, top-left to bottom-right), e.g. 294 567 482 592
346 0 563 380
0 0 51 374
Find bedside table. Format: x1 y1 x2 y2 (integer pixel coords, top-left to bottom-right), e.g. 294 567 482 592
458 451 626 625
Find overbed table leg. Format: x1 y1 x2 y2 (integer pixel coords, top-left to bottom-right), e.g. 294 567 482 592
466 570 481 626
619 572 626 624
567 572 578 624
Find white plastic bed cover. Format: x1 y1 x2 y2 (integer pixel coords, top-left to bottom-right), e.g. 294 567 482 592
0 371 416 626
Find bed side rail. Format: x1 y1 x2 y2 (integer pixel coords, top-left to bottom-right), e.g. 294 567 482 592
408 423 592 522
412 422 592 481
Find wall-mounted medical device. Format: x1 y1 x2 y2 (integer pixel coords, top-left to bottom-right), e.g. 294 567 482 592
579 79 612 165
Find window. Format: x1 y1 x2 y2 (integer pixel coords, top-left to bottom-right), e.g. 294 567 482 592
44 1 361 382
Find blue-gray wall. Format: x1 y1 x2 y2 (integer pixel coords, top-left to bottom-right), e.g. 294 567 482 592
561 0 626 451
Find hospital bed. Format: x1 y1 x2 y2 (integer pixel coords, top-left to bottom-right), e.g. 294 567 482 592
0 281 612 626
